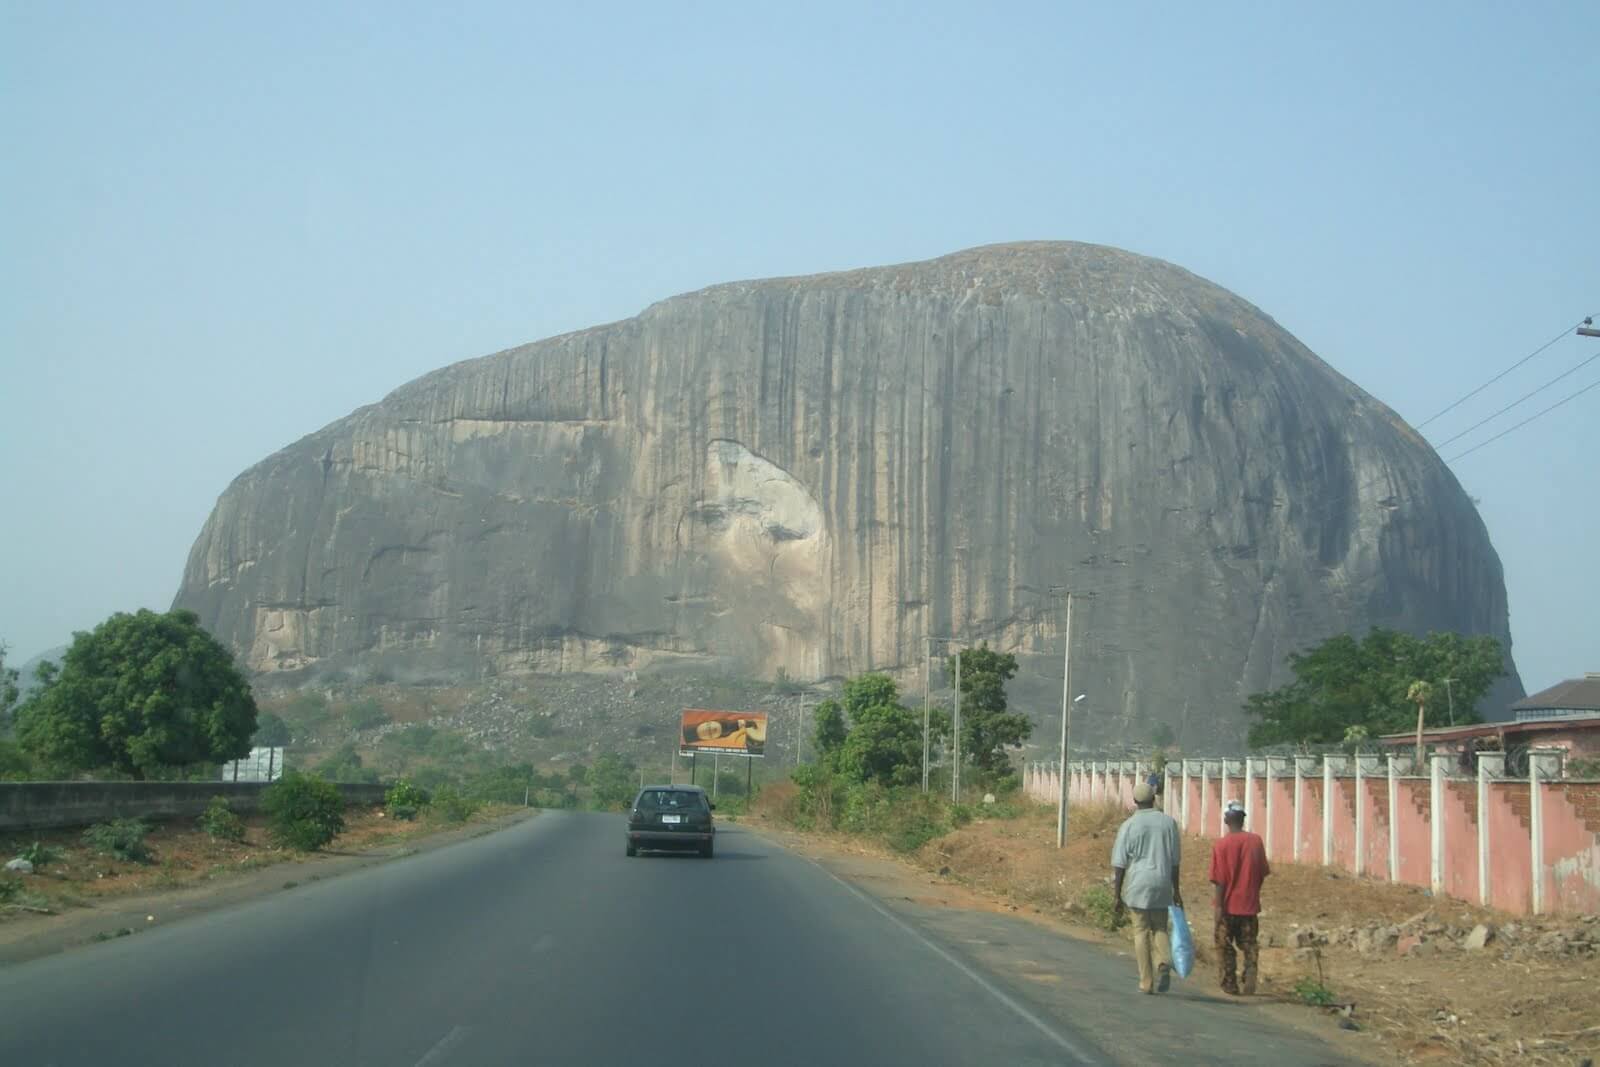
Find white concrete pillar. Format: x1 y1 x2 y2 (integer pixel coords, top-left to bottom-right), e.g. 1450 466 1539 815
1430 752 1450 898
1199 760 1210 837
1263 757 1277 860
1219 760 1230 835
1387 754 1400 883
1353 754 1365 876
1244 758 1256 825
1529 748 1563 915
1179 760 1191 831
1322 757 1334 867
1477 752 1505 907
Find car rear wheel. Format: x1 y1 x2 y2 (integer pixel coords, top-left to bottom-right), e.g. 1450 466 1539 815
625 841 638 857
700 840 714 859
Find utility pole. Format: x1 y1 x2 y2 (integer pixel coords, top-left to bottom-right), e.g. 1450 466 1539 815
923 641 932 794
1056 591 1073 848
796 691 808 767
952 650 963 804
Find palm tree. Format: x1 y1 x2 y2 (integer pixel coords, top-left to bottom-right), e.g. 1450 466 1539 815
1408 680 1434 765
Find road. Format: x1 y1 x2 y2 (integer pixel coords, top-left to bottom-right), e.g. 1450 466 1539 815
0 812 1363 1066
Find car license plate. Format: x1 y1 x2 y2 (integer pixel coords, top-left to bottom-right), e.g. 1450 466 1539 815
661 814 682 824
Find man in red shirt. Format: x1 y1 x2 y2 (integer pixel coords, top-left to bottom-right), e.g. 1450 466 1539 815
1208 799 1269 995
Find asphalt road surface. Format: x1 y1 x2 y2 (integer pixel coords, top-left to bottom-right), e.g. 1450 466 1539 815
0 812 1362 1066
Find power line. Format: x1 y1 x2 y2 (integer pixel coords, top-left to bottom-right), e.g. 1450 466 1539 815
1443 376 1600 464
1415 316 1593 430
1430 349 1600 451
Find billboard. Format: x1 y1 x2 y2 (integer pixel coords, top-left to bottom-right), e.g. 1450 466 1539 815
679 710 767 757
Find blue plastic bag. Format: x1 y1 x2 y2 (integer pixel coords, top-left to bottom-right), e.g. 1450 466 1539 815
1169 904 1195 978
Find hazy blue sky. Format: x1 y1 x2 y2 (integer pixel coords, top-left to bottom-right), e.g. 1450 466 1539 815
2 2 1595 695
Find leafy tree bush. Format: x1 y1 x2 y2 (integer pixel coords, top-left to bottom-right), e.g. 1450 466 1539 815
0 739 35 780
341 697 389 731
16 841 65 867
280 693 331 735
252 711 292 747
1244 629 1506 748
0 643 19 733
385 779 431 820
197 796 246 842
836 701 922 787
946 645 1030 777
83 818 153 863
16 610 257 778
262 772 345 851
811 700 848 768
429 785 479 823
589 751 639 810
1078 884 1127 931
316 742 380 784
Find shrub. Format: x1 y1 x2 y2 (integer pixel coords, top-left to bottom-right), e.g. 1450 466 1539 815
342 697 389 731
262 772 346 851
197 796 246 842
83 819 153 863
1078 884 1127 932
316 742 380 784
386 779 431 821
1293 976 1336 1007
17 840 65 868
430 786 480 824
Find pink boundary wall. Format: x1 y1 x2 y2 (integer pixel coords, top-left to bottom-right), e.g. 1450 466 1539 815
1022 755 1600 917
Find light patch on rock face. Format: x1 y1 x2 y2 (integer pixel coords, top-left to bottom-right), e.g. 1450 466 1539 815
689 440 828 625
700 439 823 542
249 606 326 672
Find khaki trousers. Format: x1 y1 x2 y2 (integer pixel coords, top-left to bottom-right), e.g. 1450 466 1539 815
1129 907 1172 993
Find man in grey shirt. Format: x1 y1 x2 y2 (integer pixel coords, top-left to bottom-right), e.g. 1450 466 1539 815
1111 782 1184 993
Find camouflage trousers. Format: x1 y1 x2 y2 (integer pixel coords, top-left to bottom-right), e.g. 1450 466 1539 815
1214 913 1259 994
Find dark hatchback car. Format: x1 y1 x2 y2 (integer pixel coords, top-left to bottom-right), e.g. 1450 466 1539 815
625 785 715 858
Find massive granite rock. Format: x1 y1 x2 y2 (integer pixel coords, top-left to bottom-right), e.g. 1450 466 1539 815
174 242 1521 745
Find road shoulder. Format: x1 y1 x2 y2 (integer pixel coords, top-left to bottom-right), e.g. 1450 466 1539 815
746 819 1389 1067
0 808 538 966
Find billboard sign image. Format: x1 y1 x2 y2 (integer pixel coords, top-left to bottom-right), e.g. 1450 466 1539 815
679 709 767 757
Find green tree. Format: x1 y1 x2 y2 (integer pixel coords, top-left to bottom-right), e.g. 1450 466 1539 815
589 751 638 809
805 673 922 787
836 700 922 786
341 696 389 731
15 610 257 778
811 700 848 765
1407 680 1433 763
1244 628 1506 748
0 643 19 731
946 645 1030 778
316 741 378 783
262 772 346 850
253 711 292 747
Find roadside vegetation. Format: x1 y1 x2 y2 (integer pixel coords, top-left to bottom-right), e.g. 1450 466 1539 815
1243 627 1506 748
758 650 1032 854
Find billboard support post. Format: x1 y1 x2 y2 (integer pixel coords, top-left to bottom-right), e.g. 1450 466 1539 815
747 756 753 799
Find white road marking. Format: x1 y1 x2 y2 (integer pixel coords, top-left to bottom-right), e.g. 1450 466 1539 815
814 860 1106 1065
414 1025 473 1067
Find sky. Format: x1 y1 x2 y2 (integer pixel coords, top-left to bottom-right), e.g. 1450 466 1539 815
1 2 1595 693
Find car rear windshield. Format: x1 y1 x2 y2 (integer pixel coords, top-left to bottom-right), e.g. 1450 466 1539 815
637 790 708 812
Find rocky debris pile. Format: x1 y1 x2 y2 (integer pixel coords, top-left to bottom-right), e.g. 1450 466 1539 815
1274 910 1600 962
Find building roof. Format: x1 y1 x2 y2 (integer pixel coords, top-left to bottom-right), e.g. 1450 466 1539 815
1379 713 1600 746
1511 674 1600 712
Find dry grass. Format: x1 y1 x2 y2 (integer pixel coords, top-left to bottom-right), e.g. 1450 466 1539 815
903 801 1600 1066
0 802 516 921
